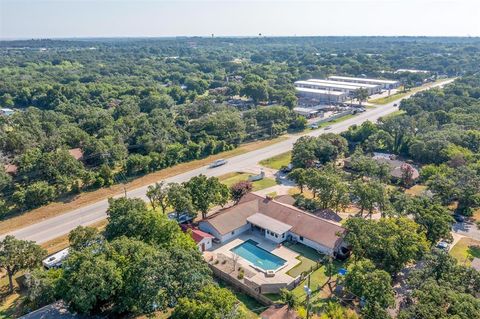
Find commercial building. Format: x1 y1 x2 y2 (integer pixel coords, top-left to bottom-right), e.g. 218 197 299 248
295 87 348 104
295 80 364 95
328 75 400 90
305 79 382 95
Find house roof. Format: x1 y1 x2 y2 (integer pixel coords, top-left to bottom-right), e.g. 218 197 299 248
373 157 419 179
471 258 480 272
247 213 292 234
4 164 18 174
68 148 84 160
202 193 345 250
190 228 214 243
260 305 298 319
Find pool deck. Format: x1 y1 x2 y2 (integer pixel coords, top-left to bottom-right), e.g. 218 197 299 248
207 232 301 287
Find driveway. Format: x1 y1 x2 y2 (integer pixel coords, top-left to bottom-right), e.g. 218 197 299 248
452 221 480 241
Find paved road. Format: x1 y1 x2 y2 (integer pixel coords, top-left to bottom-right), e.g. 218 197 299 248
2 79 455 243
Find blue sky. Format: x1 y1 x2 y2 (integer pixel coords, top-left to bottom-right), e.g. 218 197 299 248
1 0 479 39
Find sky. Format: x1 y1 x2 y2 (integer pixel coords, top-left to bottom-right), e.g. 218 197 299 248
1 0 479 39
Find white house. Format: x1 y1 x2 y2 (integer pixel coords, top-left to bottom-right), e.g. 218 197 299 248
199 193 347 257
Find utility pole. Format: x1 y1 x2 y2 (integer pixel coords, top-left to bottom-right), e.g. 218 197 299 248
304 274 312 319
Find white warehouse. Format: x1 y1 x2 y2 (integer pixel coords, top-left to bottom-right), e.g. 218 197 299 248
306 79 382 95
328 75 400 90
295 87 348 104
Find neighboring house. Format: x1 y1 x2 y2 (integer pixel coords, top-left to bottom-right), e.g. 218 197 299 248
182 225 214 252
67 148 84 161
199 193 347 256
4 164 18 175
372 152 419 181
0 108 15 116
471 258 480 272
19 300 87 319
260 305 299 319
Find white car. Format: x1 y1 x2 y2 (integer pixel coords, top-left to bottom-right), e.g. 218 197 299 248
209 159 227 168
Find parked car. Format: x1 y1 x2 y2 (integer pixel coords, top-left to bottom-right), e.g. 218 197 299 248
309 123 319 129
436 241 449 250
393 103 398 107
209 159 227 168
453 214 465 222
168 212 195 224
324 125 332 130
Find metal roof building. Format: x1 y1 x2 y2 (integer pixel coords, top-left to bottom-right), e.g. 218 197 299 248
306 79 382 94
295 87 348 104
328 75 400 89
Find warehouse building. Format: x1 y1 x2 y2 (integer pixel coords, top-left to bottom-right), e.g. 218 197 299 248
295 87 348 104
295 80 364 96
305 79 382 95
328 75 400 90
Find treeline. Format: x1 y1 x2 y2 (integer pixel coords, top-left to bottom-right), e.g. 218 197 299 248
0 37 479 215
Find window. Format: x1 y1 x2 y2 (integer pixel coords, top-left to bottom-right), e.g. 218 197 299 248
231 231 235 235
274 234 278 238
282 234 285 238
300 236 304 241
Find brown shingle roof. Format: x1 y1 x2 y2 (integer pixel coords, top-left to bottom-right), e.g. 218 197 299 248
203 193 345 250
260 305 298 319
68 148 84 160
4 164 17 174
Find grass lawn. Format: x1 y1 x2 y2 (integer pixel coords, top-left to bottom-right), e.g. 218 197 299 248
450 237 480 266
290 259 345 302
219 172 277 191
259 151 291 170
285 243 323 278
0 272 27 319
369 91 408 105
380 109 406 120
405 184 428 197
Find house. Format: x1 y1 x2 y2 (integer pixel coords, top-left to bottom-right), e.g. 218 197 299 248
68 148 84 161
471 258 480 272
199 193 347 256
372 152 419 181
182 226 214 252
0 108 15 116
4 164 18 175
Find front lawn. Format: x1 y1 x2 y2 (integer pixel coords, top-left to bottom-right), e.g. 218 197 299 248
219 172 277 191
259 151 291 170
405 184 428 197
450 237 480 266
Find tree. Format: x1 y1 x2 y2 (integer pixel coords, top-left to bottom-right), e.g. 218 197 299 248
351 178 387 217
184 175 230 219
230 181 253 204
68 226 103 251
288 168 307 193
167 183 194 219
0 236 46 293
322 257 337 295
318 302 359 319
171 284 246 319
305 167 349 211
344 259 394 309
24 268 62 309
278 288 298 310
354 88 369 106
409 197 453 245
146 181 169 212
59 246 123 314
344 218 429 274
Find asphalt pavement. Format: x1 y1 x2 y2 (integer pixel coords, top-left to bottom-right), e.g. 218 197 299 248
1 79 455 243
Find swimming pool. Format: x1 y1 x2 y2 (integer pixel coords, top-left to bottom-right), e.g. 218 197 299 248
231 239 286 271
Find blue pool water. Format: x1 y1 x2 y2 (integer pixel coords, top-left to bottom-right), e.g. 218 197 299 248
231 240 286 271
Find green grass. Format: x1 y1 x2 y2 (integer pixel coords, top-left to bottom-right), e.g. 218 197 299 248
290 260 345 302
259 151 291 170
380 109 406 120
369 91 408 105
285 243 323 278
450 237 480 266
219 172 277 191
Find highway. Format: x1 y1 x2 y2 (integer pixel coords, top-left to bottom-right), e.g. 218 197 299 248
2 79 454 243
